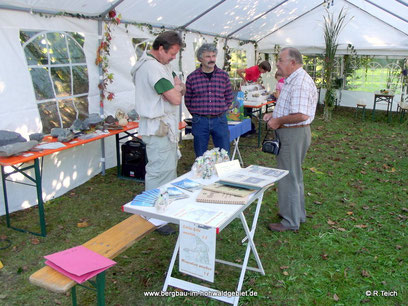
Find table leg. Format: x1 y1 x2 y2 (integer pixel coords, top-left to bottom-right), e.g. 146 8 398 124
257 108 262 148
1 160 46 237
162 235 181 292
1 165 11 228
231 137 244 167
371 100 377 120
34 159 47 237
388 101 393 123
115 134 121 177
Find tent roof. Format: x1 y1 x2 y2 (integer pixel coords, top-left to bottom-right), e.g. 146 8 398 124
0 0 407 54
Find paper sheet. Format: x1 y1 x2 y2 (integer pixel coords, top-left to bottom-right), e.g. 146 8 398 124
44 245 116 283
35 142 66 150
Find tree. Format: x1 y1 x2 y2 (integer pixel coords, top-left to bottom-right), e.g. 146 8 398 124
322 8 348 121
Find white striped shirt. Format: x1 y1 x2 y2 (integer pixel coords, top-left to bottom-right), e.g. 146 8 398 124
272 67 318 126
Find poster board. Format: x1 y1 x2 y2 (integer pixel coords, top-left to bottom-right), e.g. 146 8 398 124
179 221 216 282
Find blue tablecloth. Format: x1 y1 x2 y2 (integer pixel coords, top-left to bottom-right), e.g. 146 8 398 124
184 118 251 142
228 118 251 142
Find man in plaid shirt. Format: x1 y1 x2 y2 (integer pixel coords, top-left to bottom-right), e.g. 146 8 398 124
185 43 233 157
263 47 318 232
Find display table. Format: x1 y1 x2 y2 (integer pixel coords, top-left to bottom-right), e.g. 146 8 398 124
0 122 138 237
228 118 251 166
122 171 267 305
244 101 275 147
371 93 394 122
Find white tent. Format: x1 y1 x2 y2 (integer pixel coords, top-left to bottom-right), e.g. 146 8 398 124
0 0 407 215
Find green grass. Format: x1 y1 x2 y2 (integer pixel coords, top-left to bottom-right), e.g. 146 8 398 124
0 106 407 305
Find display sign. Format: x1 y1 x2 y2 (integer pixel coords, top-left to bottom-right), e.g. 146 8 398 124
179 221 216 282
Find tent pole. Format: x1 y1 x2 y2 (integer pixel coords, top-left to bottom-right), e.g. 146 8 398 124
364 0 408 23
99 0 125 18
395 0 408 8
256 2 323 43
226 0 289 38
0 4 66 16
345 0 408 36
97 17 106 175
181 0 226 28
177 29 184 144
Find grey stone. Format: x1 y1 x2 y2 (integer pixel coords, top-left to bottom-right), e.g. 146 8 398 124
57 130 75 143
88 113 103 125
82 119 90 130
51 128 66 138
0 130 27 146
127 109 139 121
29 133 44 142
70 119 84 131
0 140 38 157
105 115 116 124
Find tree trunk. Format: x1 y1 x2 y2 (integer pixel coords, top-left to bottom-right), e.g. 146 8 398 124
323 105 332 121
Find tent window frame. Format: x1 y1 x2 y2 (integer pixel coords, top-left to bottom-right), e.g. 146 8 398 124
132 38 152 61
20 30 89 133
303 55 404 94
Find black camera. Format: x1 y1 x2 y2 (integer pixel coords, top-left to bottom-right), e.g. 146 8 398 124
262 139 280 155
262 130 280 155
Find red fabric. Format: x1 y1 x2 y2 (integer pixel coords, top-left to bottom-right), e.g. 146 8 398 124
244 65 261 82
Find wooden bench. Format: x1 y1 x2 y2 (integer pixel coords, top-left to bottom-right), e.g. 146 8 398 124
29 215 155 305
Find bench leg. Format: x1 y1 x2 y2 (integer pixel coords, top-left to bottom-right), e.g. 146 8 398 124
96 271 106 306
69 271 106 306
71 286 77 306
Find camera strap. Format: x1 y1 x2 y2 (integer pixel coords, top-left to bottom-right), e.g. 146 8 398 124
263 128 279 143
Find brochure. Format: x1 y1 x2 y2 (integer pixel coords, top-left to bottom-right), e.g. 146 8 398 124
171 178 203 192
167 186 189 200
218 165 289 190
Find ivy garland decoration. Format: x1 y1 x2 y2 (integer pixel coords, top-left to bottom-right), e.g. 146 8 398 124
95 10 121 108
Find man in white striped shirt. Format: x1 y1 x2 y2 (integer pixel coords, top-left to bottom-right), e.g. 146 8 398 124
263 47 318 232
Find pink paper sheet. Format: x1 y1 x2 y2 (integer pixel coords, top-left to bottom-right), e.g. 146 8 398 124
44 245 116 283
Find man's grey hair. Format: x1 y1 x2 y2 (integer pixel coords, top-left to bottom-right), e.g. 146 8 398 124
196 43 218 60
281 47 303 65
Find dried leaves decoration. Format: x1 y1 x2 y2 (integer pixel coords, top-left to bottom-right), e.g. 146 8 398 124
96 10 122 108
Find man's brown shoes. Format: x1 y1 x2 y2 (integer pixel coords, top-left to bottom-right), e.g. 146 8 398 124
268 223 297 232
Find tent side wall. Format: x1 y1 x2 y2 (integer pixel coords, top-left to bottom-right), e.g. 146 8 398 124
0 11 129 216
0 10 256 216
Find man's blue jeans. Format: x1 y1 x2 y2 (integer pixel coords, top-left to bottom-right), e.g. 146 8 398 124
191 113 230 157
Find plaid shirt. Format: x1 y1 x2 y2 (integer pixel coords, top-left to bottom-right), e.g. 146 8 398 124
273 67 318 126
185 66 233 115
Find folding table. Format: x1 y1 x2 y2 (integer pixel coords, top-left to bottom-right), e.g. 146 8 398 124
244 101 275 147
0 122 138 237
122 172 268 305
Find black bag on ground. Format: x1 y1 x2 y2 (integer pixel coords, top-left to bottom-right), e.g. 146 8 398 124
121 138 147 179
262 129 280 155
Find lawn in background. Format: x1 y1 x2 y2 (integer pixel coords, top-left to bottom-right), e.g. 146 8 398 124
0 106 407 305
